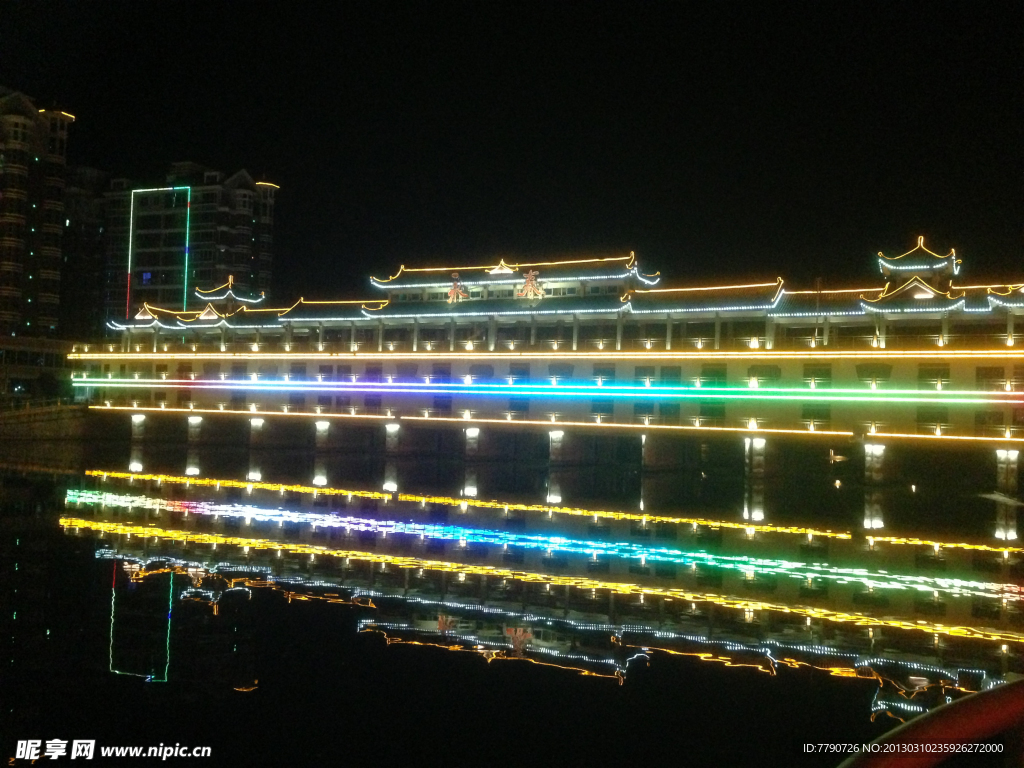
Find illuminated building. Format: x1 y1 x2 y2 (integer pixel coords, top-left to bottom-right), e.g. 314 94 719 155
101 162 278 324
0 87 75 337
67 240 1024 446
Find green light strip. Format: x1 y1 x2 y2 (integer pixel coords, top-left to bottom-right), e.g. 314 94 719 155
71 377 1024 406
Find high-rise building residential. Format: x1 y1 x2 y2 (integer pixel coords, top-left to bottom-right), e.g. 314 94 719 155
61 166 109 339
103 163 277 323
0 86 75 337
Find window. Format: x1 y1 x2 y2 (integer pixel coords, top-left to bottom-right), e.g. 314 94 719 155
433 395 452 414
364 364 383 383
364 395 382 414
975 410 1004 435
318 364 334 381
700 364 727 387
508 397 529 415
590 399 614 416
916 406 950 434
289 363 307 380
857 363 892 386
548 363 574 381
317 395 333 411
141 272 152 285
803 364 832 388
659 402 681 424
593 365 615 383
431 363 451 383
699 401 726 425
634 402 655 420
918 364 950 389
634 366 656 384
468 364 494 380
660 366 682 385
747 364 781 385
801 404 831 428
289 393 306 410
509 363 530 383
976 366 1006 391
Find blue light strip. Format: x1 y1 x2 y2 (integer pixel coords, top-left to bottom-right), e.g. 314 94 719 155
69 490 1022 602
69 376 1024 405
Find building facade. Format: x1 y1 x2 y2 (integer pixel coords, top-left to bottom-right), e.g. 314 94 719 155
102 162 277 326
70 240 1024 455
61 166 109 339
0 87 75 337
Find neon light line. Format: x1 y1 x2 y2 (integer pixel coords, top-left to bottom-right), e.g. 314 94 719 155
67 490 1020 601
80 469 1023 554
84 470 390 499
126 191 136 319
71 376 1024 405
62 517 1024 645
182 188 191 312
67 348 1024 360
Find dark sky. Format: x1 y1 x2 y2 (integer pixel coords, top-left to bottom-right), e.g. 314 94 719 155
3 1 1021 299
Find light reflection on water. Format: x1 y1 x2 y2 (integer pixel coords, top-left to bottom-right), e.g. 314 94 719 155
3 428 1023 762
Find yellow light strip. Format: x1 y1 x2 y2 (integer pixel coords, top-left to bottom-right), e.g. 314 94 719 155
81 469 1022 553
254 182 280 189
398 414 855 438
89 405 392 421
783 287 882 295
872 431 1024 444
69 349 1024 361
84 470 389 499
631 279 782 294
397 493 851 539
371 254 635 282
62 517 1024 645
363 630 621 681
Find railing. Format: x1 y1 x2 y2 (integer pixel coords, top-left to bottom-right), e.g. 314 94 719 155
0 397 77 413
89 330 1023 356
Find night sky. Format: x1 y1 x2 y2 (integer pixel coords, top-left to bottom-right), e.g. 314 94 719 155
3 1 1021 300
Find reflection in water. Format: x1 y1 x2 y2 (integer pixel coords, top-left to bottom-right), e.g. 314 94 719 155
60 458 1024 726
7 423 1024 754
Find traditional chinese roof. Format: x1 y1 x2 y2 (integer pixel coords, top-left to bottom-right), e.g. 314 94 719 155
110 240 1024 331
625 279 784 315
194 277 266 304
769 287 880 318
369 254 658 289
360 294 627 319
878 236 960 278
116 298 387 329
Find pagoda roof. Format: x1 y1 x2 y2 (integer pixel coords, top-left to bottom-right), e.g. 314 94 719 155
878 236 960 276
356 294 627 320
769 286 879 318
625 279 784 314
370 254 658 289
194 278 266 304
